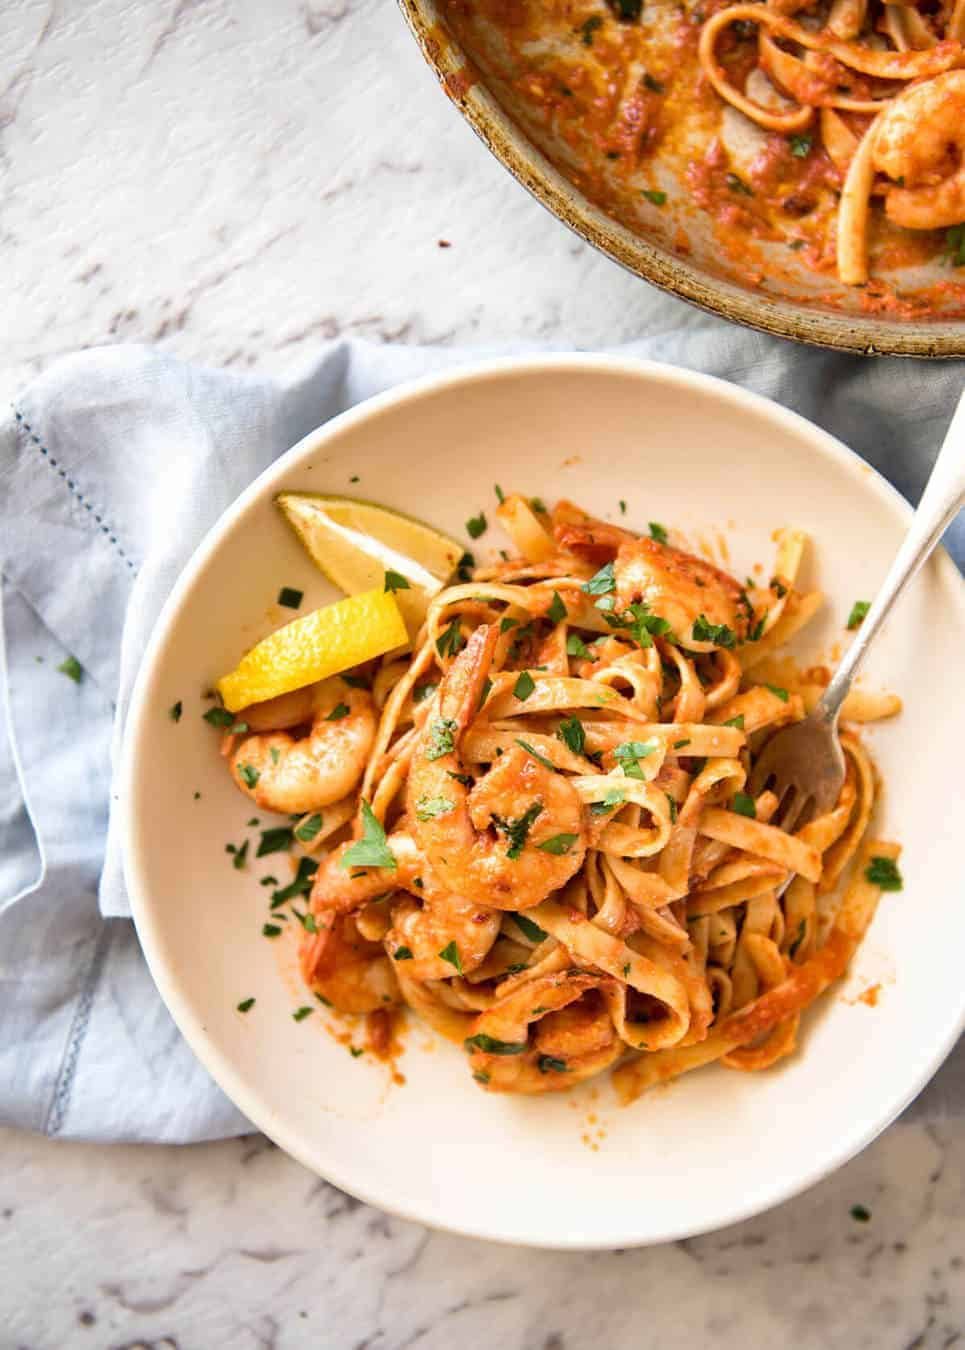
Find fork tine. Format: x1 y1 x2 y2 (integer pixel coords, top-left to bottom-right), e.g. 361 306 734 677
775 787 811 836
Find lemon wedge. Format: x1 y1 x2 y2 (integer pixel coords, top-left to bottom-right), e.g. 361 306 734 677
276 493 463 636
216 588 408 713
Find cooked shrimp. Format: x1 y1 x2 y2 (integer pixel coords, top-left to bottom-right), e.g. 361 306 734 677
873 71 965 229
304 830 500 980
386 893 500 981
615 536 748 650
466 971 622 1093
300 913 399 1013
407 625 587 910
230 677 376 814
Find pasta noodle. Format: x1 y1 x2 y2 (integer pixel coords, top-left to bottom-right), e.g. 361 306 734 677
223 493 903 1101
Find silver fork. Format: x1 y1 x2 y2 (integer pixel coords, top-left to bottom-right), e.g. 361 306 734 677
748 391 965 853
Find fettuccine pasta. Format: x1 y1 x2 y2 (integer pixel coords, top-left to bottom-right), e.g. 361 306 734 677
218 493 903 1102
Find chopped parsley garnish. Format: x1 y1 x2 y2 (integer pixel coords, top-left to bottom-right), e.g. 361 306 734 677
349 1046 364 1057
726 172 753 196
270 746 281 765
850 1204 871 1223
413 681 438 704
237 998 256 1013
436 618 464 658
789 134 812 158
384 570 410 593
294 813 323 843
732 791 757 819
666 793 678 824
723 714 745 730
642 188 667 206
315 992 332 1006
203 706 235 728
342 673 372 690
582 561 616 596
438 940 463 973
325 702 350 721
649 521 668 544
613 739 657 780
673 738 691 749
393 946 414 961
566 633 590 659
591 788 626 816
465 1033 528 1055
537 833 579 855
945 224 965 267
515 739 557 771
340 800 397 871
262 923 282 938
531 497 547 514
447 770 474 788
643 72 664 92
256 826 294 857
259 875 278 887
247 817 260 827
270 856 319 904
748 613 767 642
473 1069 491 1084
57 655 83 683
169 701 183 722
292 908 318 934
494 483 505 503
865 855 903 891
770 576 788 598
513 913 548 943
232 839 249 870
493 801 543 859
277 587 303 610
426 716 458 761
513 670 536 701
547 590 568 625
557 715 586 756
415 795 455 821
466 512 487 539
847 600 870 630
292 1006 313 1022
692 614 736 648
765 683 789 702
238 763 259 789
456 551 474 582
537 1055 569 1073
500 616 519 634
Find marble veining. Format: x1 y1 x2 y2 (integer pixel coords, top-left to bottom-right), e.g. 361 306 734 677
2 0 964 1345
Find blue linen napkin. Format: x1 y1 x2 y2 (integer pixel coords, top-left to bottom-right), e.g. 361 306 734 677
1 335 962 1143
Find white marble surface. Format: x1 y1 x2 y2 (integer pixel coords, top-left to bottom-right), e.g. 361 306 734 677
3 0 964 1346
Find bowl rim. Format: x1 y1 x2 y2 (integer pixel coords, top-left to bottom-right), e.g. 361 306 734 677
121 352 965 1248
397 0 965 359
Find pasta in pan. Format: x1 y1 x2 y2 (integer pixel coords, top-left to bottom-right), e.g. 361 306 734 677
219 494 902 1101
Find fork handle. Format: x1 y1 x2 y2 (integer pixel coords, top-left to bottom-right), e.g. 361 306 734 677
819 388 965 724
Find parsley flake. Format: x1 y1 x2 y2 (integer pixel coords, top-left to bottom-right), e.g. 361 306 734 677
590 788 626 816
294 813 323 843
865 855 903 891
384 570 410 593
340 801 397 871
649 521 669 544
393 946 414 961
692 614 736 648
436 618 464 658
513 670 536 701
169 701 183 722
237 998 256 1013
642 188 667 206
238 763 259 789
847 600 870 630
465 1033 528 1055
257 826 294 857
438 940 463 973
789 134 812 158
277 587 303 610
325 702 350 721
547 591 568 625
557 715 585 756
416 795 455 821
426 717 458 761
537 1055 569 1073
566 633 590 659
513 913 548 943
515 739 557 771
732 791 757 819
583 561 616 596
537 833 579 855
765 683 790 702
613 739 657 780
466 512 487 539
493 801 544 859
292 1006 313 1022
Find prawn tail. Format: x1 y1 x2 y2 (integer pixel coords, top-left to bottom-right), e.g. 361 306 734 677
438 623 499 730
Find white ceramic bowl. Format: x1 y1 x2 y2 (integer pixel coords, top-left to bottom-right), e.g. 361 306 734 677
122 356 965 1249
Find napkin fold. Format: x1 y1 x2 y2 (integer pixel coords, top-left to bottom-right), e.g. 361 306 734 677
1 334 962 1142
